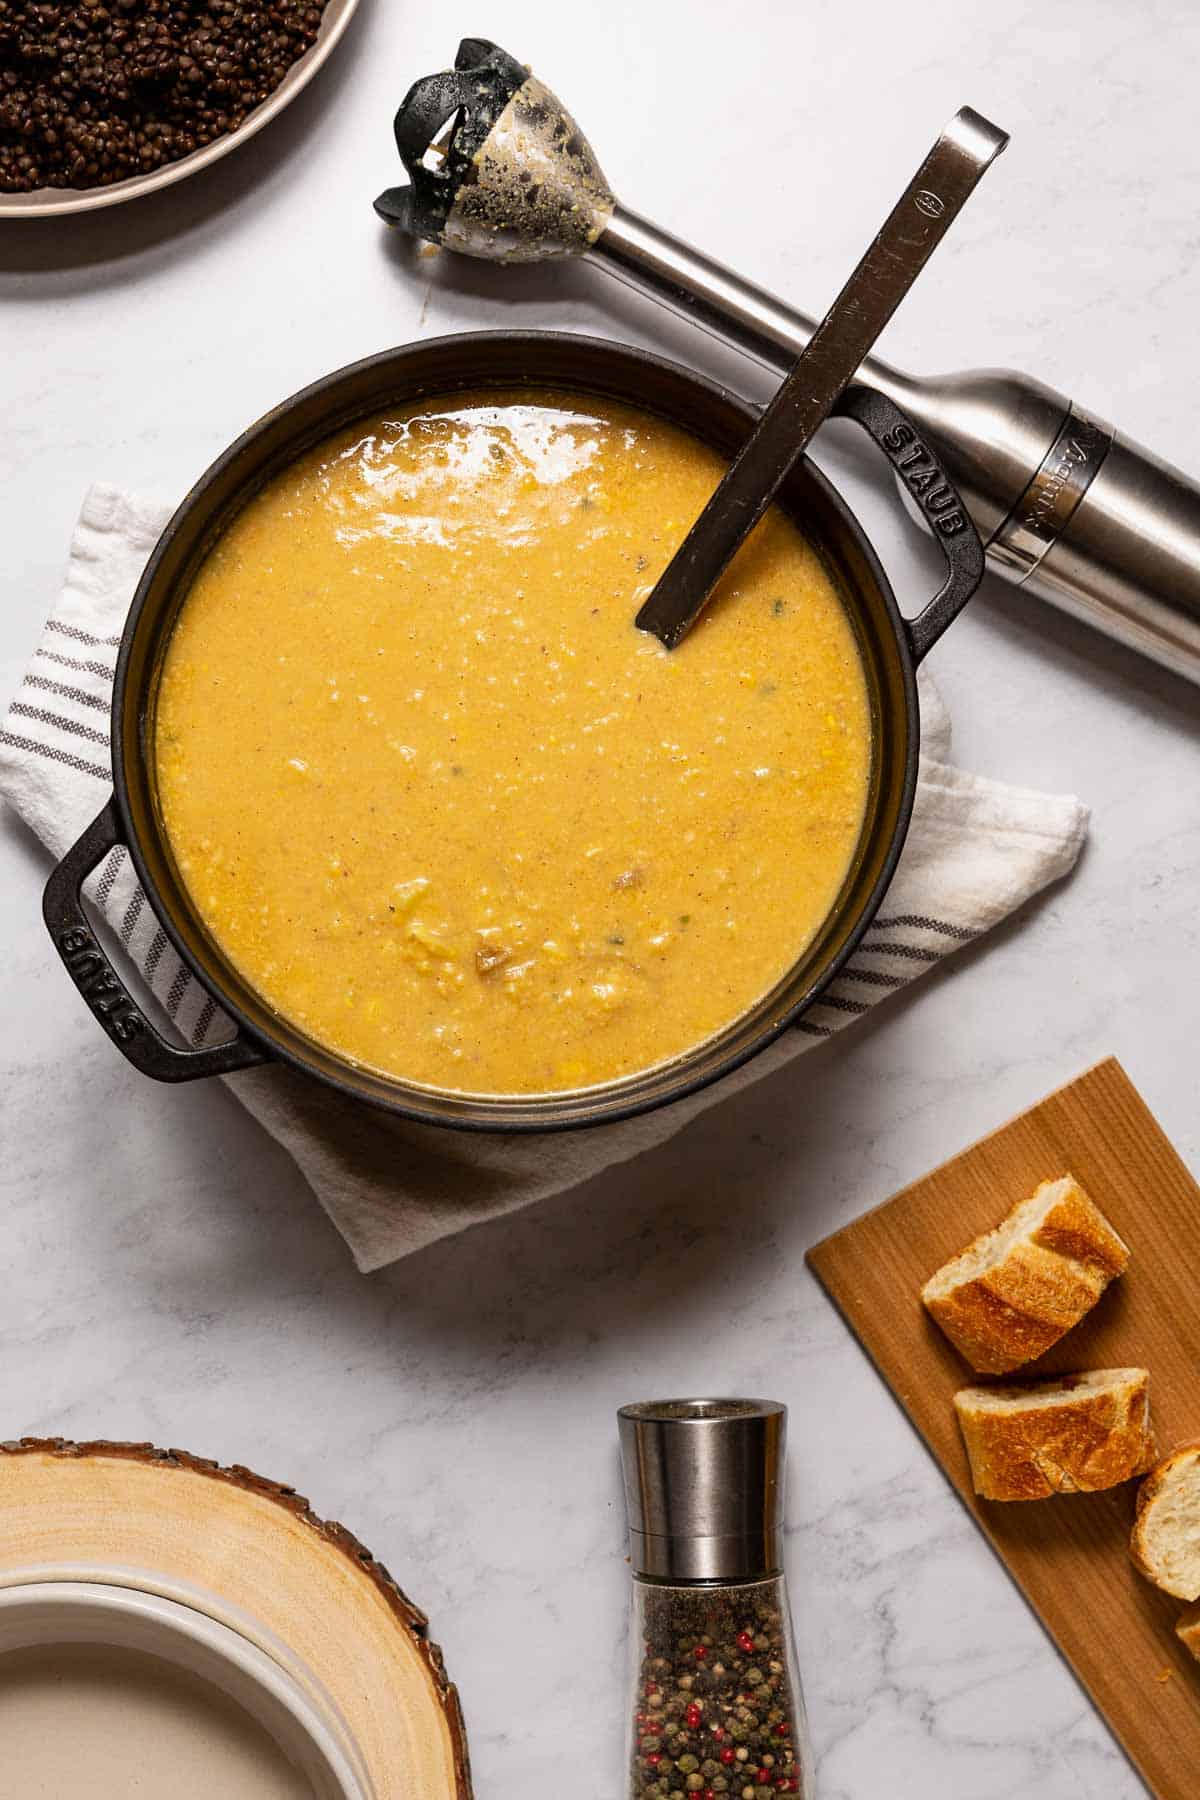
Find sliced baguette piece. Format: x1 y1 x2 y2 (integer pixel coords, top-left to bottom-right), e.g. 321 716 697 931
954 1367 1155 1501
1130 1443 1200 1600
1177 1605 1200 1663
922 1174 1129 1374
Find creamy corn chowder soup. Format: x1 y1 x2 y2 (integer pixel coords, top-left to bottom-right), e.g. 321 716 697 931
154 391 871 1096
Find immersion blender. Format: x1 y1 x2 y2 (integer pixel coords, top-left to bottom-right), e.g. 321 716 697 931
375 38 1200 687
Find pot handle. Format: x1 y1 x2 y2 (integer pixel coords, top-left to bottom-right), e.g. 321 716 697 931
43 798 270 1084
831 384 985 663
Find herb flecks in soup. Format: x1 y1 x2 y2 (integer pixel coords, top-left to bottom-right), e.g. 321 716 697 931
155 392 871 1096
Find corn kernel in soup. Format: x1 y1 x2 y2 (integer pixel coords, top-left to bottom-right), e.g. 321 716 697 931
154 391 871 1096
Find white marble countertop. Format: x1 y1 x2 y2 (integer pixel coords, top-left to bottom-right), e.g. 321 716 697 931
3 2 1198 1794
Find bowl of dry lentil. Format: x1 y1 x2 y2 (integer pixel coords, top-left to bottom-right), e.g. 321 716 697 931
0 0 360 216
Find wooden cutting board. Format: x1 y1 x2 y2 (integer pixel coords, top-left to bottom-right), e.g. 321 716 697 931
806 1057 1200 1800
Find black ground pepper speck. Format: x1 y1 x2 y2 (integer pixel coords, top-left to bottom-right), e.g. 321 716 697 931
0 1 328 192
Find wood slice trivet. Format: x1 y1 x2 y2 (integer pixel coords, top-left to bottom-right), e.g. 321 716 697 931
806 1058 1200 1800
0 1438 471 1798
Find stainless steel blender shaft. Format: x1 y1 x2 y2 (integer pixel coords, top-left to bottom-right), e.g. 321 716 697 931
596 205 1200 685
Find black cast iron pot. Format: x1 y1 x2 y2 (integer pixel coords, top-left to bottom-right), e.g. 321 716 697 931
43 331 983 1131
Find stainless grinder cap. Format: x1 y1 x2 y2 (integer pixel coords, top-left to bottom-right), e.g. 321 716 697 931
618 1399 786 1584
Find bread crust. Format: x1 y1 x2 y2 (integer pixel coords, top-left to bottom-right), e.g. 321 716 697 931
1130 1442 1200 1600
922 1176 1129 1374
1177 1604 1200 1662
954 1369 1155 1502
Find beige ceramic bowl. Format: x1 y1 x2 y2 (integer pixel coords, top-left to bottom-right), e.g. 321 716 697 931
0 1576 372 1797
0 0 361 219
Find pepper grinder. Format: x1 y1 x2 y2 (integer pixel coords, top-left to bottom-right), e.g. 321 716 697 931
618 1400 814 1798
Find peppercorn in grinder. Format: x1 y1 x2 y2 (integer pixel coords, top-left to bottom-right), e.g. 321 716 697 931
376 37 1200 688
618 1400 813 1798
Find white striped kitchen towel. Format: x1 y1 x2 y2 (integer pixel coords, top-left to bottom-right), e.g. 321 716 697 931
1 485 1089 1271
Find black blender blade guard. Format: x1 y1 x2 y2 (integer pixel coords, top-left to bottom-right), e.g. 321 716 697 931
374 36 615 263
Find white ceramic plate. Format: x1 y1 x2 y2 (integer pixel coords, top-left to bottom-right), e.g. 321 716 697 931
0 0 361 219
0 1578 373 1799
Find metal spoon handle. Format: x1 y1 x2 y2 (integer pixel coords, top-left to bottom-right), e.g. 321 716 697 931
635 107 1008 649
